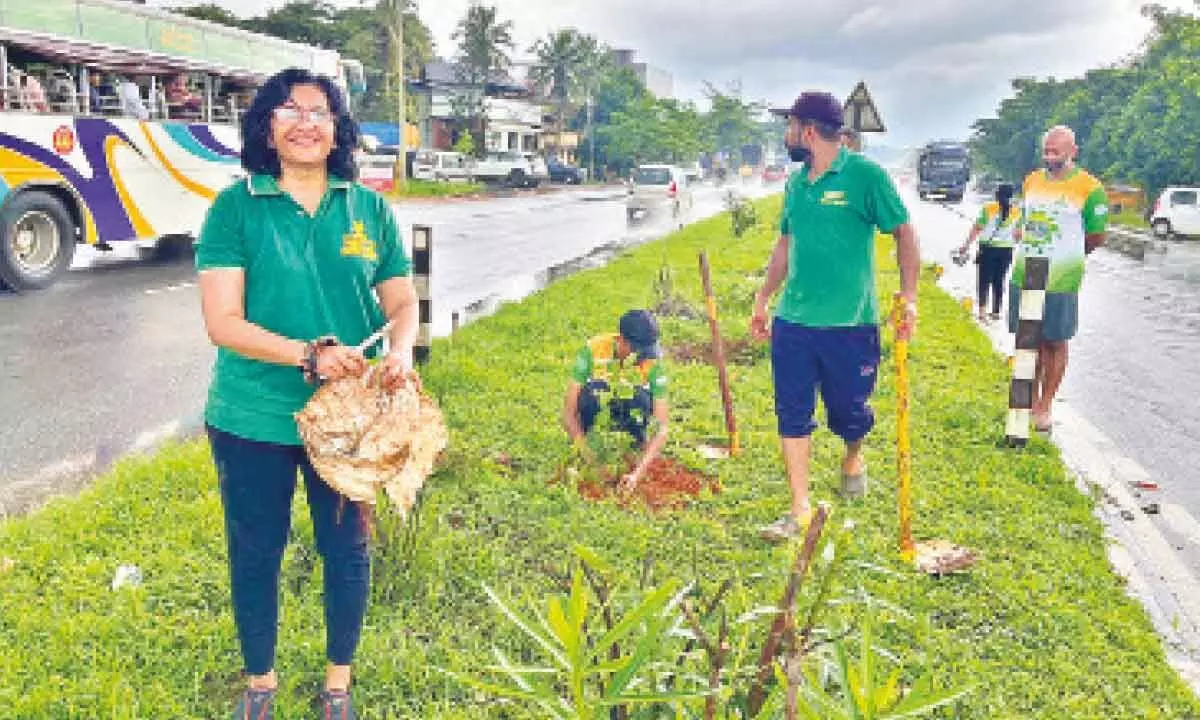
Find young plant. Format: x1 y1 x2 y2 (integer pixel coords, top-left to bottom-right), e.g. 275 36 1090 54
787 595 972 719
441 547 710 719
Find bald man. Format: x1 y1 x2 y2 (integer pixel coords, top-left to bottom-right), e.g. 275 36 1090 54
1009 125 1108 432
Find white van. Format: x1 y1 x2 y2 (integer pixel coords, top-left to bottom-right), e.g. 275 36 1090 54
413 150 470 182
626 164 693 221
1149 186 1200 238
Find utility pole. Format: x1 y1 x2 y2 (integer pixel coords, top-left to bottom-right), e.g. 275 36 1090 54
394 0 407 192
586 92 594 182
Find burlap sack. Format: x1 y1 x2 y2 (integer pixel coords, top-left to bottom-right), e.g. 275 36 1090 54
295 368 447 518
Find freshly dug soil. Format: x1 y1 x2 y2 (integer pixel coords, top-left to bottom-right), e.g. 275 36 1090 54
669 337 763 366
571 456 720 512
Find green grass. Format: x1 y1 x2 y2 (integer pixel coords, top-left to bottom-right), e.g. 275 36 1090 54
385 179 485 200
1 197 1197 718
1111 208 1150 230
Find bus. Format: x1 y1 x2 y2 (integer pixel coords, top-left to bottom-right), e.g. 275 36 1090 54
0 0 365 291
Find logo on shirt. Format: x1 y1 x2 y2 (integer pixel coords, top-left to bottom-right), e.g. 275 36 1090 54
820 190 848 206
340 220 377 261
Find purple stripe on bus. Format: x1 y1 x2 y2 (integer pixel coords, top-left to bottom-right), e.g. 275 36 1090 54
186 124 239 159
0 118 144 241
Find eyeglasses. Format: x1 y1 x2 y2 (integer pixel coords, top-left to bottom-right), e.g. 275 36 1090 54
273 104 333 124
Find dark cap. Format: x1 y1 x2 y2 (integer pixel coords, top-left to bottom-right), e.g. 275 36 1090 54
619 309 660 359
788 91 844 129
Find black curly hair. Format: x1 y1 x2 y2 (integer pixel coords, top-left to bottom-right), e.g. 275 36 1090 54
240 67 359 181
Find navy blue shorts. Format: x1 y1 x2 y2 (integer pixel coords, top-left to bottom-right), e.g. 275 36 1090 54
770 319 881 441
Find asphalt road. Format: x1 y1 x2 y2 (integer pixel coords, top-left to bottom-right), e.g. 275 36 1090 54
0 180 773 509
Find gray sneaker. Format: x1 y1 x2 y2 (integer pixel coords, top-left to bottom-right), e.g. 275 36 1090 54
840 469 868 499
319 689 357 720
232 687 275 720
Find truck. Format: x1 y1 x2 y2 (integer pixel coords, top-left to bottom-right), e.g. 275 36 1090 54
917 141 971 202
0 0 365 291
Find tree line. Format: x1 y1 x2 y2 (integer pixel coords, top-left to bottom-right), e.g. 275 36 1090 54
176 1 775 175
971 4 1200 198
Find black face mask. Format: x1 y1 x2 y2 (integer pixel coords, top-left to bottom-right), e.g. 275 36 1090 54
787 144 811 164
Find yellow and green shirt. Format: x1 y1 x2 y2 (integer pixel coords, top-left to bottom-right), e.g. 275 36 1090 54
571 334 668 400
975 201 1021 249
1014 168 1107 293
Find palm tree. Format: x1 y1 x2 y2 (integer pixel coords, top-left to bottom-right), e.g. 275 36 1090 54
529 29 583 159
452 3 514 152
529 30 608 162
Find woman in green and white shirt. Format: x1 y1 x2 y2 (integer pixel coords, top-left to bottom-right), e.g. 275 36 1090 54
959 183 1020 321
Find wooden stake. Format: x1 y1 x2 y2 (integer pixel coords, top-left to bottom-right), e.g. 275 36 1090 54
698 251 739 455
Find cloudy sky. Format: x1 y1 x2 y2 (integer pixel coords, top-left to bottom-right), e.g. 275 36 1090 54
152 0 1195 146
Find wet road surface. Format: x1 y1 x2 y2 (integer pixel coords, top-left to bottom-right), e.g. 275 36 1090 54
903 181 1200 531
0 181 773 504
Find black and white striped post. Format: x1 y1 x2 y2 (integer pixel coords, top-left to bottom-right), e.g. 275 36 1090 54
411 224 432 365
1005 256 1050 447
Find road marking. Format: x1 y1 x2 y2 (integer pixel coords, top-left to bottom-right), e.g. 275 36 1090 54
144 281 196 296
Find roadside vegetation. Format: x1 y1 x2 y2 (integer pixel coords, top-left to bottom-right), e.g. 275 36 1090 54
971 6 1200 201
386 179 485 200
1 198 1196 718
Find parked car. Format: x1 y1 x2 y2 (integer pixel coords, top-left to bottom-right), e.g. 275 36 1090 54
547 157 584 184
626 164 693 221
683 162 704 183
412 150 470 182
1148 186 1200 238
762 165 787 184
470 151 541 188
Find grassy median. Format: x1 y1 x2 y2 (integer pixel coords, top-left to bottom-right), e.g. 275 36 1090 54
0 197 1196 718
385 179 485 200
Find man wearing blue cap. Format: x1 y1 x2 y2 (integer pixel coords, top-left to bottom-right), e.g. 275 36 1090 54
563 309 670 489
752 91 920 542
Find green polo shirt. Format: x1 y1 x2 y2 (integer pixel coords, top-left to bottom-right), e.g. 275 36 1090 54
195 173 412 445
777 148 909 327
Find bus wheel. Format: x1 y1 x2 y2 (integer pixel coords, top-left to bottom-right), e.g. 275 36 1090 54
0 191 76 291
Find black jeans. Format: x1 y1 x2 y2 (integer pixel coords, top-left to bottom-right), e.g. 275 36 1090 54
207 425 370 675
977 246 1014 315
578 379 654 445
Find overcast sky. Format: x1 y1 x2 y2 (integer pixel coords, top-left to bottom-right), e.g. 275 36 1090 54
151 0 1195 146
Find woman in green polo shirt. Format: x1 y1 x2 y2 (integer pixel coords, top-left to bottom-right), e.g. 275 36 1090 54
195 68 420 720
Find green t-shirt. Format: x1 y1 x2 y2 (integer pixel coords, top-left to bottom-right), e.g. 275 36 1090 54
195 174 412 445
571 334 668 400
776 148 909 327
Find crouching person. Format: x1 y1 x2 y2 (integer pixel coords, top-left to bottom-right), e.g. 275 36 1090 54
563 309 669 489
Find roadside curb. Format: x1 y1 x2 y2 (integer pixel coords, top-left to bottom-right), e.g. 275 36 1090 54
956 291 1200 695
0 417 205 519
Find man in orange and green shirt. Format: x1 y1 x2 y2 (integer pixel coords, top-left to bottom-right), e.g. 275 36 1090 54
562 309 670 489
1008 125 1108 432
